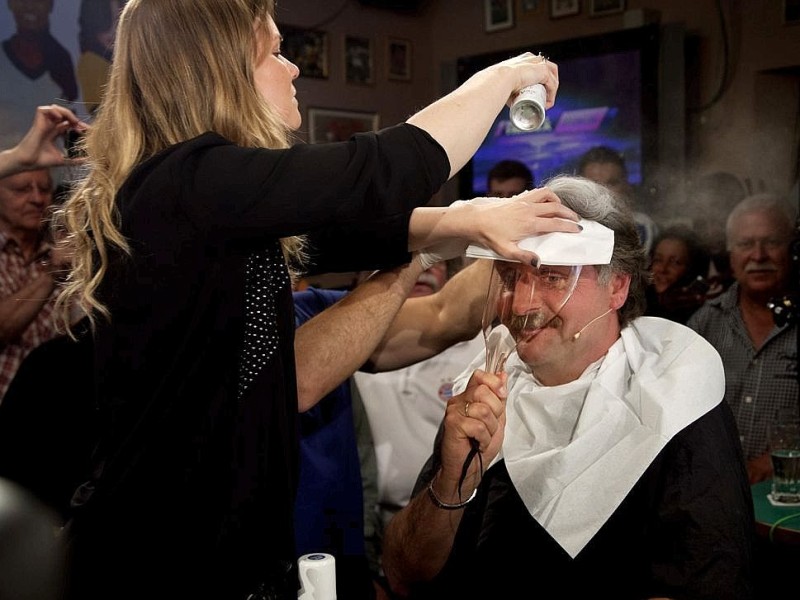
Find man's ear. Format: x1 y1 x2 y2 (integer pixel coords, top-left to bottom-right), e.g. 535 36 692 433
609 272 631 310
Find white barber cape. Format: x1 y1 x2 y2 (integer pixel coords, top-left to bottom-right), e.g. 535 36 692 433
453 316 724 558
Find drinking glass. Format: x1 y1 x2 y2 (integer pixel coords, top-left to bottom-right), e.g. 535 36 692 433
769 417 800 504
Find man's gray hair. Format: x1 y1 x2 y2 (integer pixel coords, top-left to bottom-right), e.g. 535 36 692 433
725 193 796 250
544 175 649 327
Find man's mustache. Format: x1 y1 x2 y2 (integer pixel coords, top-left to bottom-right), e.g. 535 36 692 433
744 262 779 273
506 312 562 338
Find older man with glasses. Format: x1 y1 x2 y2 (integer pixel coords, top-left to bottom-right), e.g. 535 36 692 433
688 193 799 484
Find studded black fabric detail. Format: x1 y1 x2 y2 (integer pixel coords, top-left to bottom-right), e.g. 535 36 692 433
237 243 288 399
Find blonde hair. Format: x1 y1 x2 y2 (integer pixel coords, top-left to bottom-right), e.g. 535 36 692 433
56 0 304 331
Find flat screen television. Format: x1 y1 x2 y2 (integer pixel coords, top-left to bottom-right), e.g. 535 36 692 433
457 25 661 198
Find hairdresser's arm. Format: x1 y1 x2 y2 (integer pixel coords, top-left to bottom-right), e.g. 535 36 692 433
407 54 557 178
0 105 86 179
364 259 491 372
295 258 426 412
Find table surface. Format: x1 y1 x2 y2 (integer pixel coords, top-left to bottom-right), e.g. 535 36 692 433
751 480 800 544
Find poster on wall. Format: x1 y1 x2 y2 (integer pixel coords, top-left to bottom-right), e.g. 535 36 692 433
0 1 127 168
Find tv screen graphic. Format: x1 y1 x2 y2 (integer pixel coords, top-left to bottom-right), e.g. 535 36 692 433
458 26 659 198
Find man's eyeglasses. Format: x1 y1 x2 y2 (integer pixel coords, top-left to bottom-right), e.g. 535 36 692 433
730 237 788 252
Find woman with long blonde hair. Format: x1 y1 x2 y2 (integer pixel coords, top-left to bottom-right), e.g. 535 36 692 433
56 0 574 598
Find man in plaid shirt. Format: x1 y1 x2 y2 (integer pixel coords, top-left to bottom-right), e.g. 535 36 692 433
688 193 798 483
0 167 66 401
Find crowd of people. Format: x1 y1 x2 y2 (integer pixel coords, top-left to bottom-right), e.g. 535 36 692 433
0 1 797 600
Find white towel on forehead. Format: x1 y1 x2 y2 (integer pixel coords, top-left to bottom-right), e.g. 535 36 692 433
466 218 614 266
451 317 724 557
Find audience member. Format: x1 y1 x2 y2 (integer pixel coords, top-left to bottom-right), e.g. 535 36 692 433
486 159 534 197
688 193 799 483
0 104 86 180
295 287 383 600
0 0 78 150
688 170 747 292
383 175 754 599
577 145 658 254
0 104 88 530
0 166 72 401
52 1 570 598
78 0 125 114
644 225 711 324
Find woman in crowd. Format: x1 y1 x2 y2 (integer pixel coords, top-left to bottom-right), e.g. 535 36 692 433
645 225 711 323
54 1 576 598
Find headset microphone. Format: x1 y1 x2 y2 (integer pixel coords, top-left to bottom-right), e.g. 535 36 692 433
572 308 614 341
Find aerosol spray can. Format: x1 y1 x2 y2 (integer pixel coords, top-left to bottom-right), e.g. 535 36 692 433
509 54 548 131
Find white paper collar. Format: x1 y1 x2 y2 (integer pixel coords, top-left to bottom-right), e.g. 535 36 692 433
454 317 725 557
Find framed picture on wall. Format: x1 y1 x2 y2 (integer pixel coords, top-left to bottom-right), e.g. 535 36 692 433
785 0 800 24
590 0 625 17
387 37 412 81
344 35 374 85
308 108 379 144
550 0 580 19
279 25 328 79
485 0 514 32
522 0 542 12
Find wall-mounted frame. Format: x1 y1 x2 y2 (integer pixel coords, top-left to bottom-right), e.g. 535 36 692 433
279 25 328 79
522 0 542 12
344 35 374 85
387 37 412 81
785 0 800 24
308 108 379 144
590 0 625 17
485 0 514 32
550 0 580 19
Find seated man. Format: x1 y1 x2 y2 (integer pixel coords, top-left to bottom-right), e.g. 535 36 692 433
0 166 72 401
383 176 754 599
687 193 798 483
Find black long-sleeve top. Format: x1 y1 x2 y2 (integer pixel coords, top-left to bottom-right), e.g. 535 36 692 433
64 124 449 600
408 403 754 600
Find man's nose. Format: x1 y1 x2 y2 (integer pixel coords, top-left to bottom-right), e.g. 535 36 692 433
28 187 48 205
511 274 543 314
28 187 45 204
751 241 769 259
